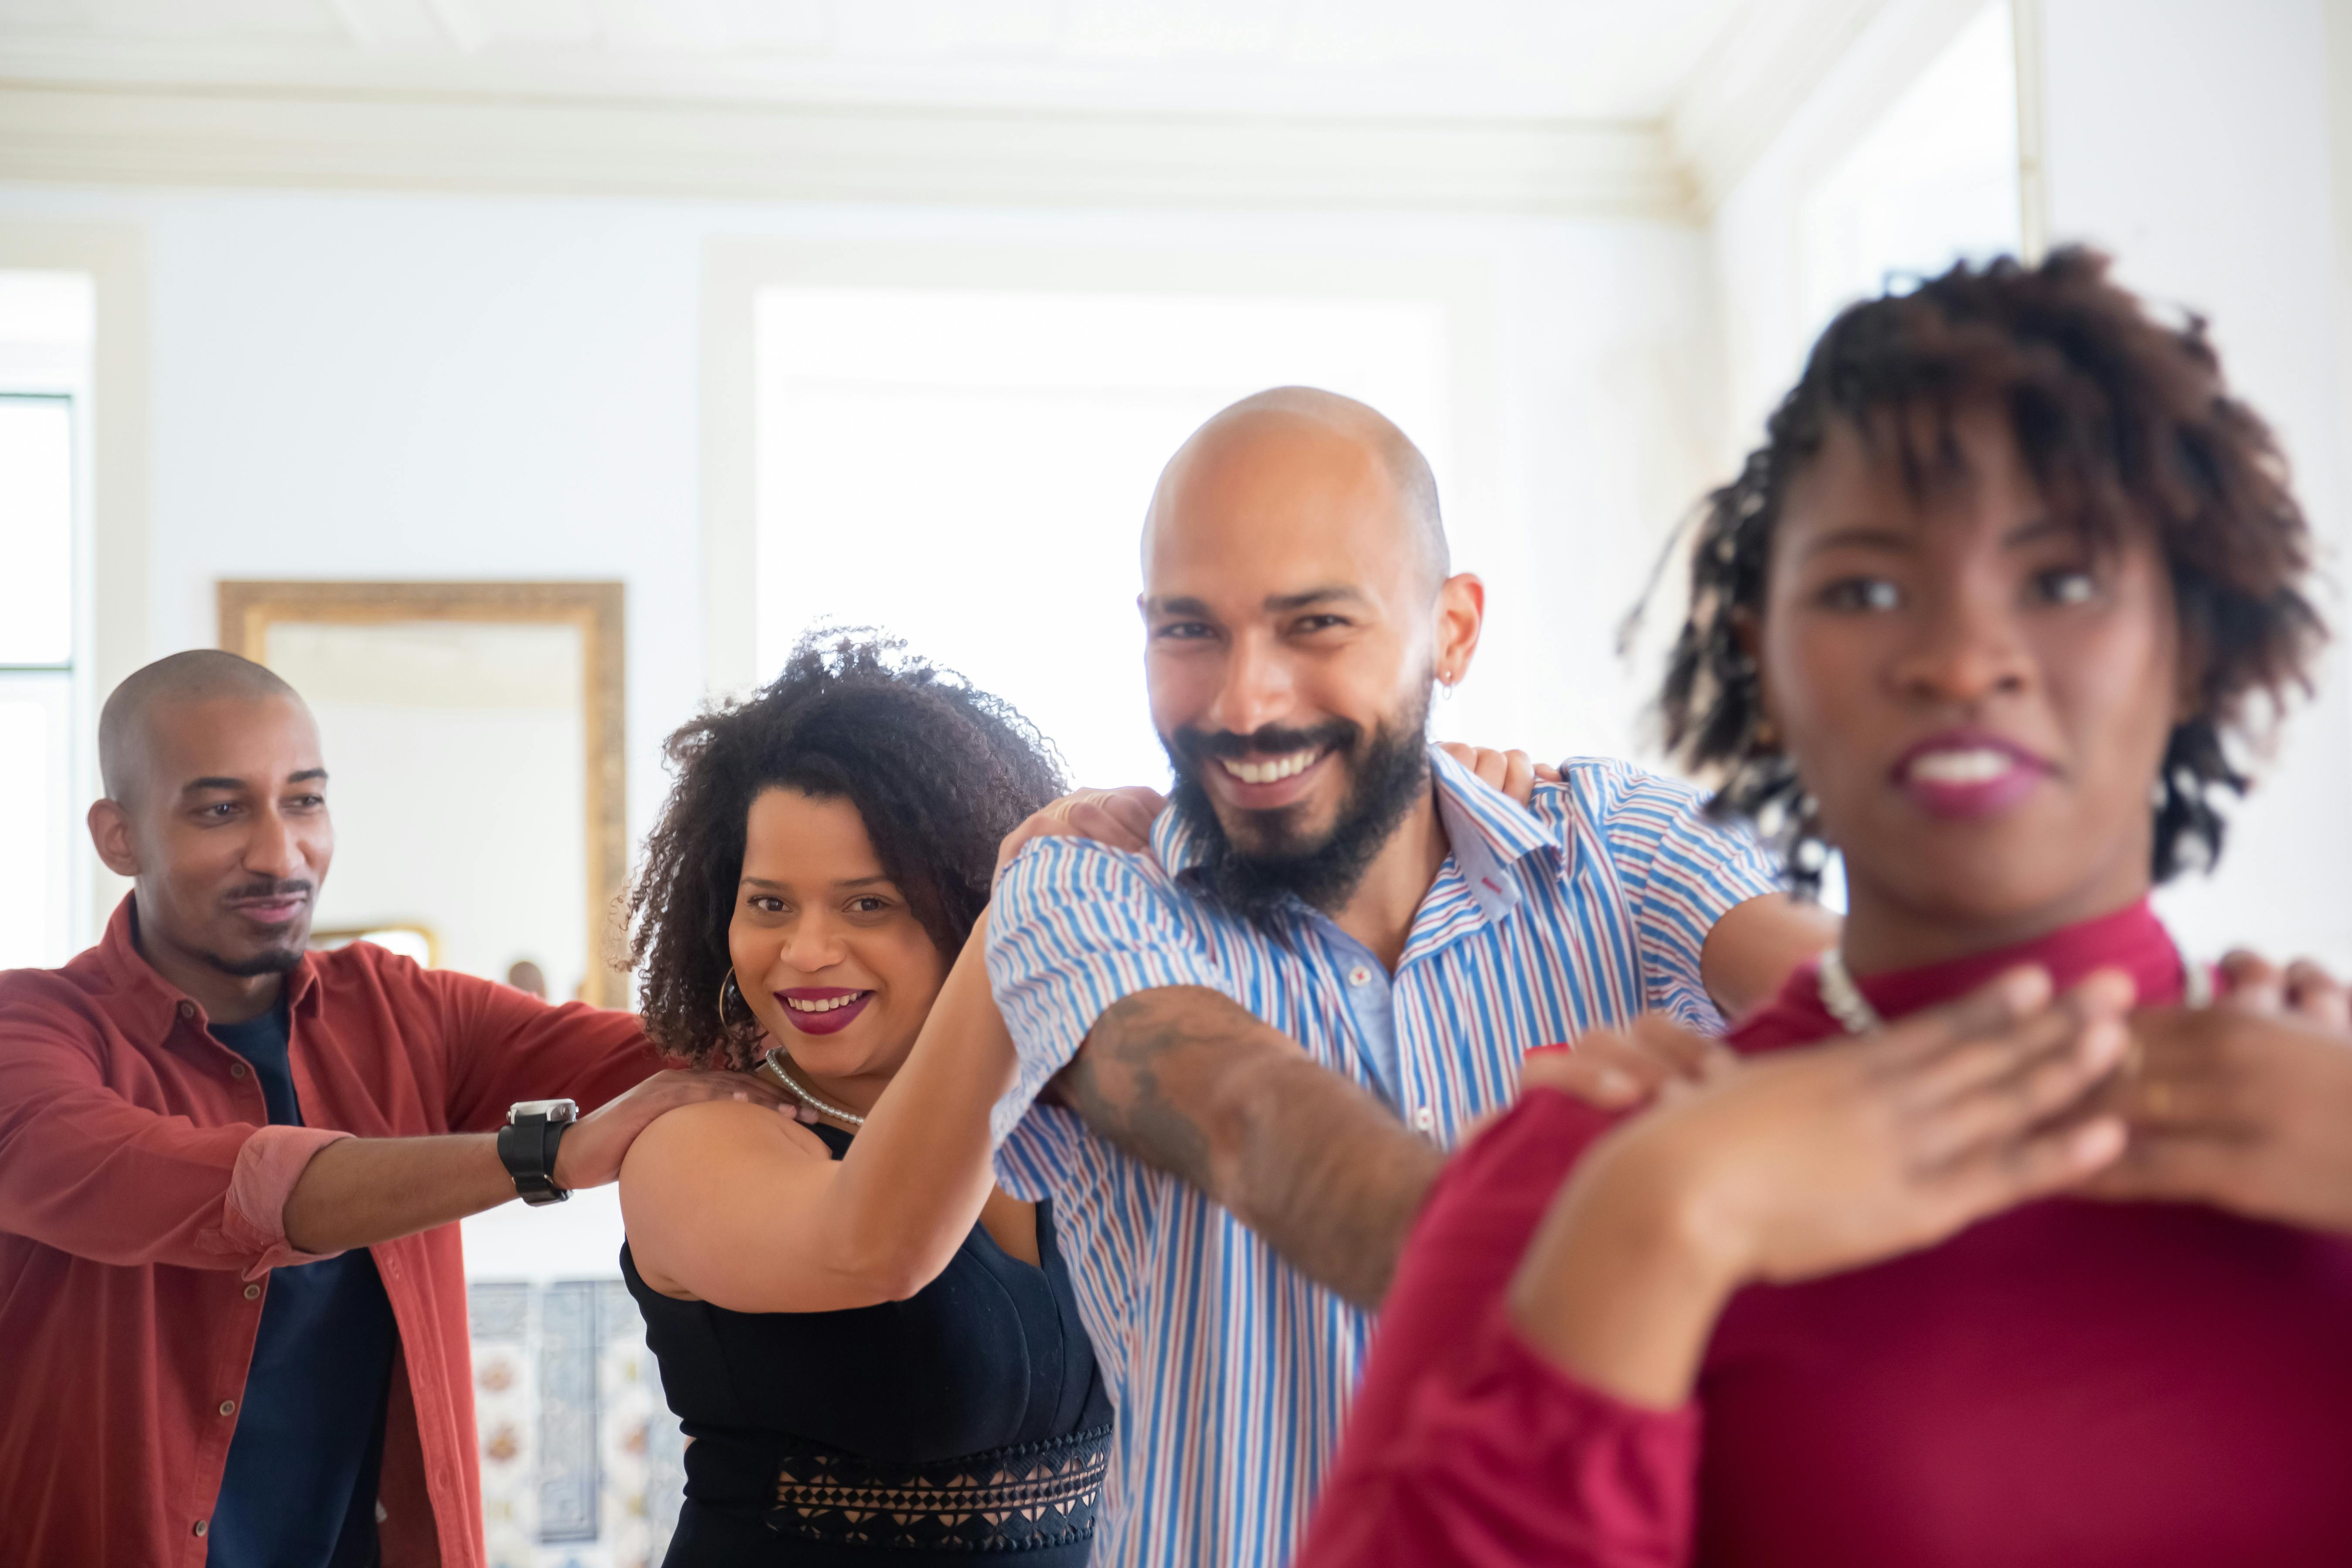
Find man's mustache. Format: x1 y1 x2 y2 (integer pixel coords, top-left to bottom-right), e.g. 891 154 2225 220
221 879 314 903
1167 719 1360 767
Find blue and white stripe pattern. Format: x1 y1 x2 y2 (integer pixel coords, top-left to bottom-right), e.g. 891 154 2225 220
985 748 1781 1568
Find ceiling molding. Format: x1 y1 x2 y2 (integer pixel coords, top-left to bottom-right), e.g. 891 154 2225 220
1669 0 1894 213
0 80 1693 218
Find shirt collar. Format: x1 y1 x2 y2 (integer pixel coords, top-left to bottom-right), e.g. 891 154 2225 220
95 891 322 1043
1426 745 1563 922
1151 743 1565 925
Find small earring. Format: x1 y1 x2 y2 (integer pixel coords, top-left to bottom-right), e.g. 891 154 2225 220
1751 717 1779 750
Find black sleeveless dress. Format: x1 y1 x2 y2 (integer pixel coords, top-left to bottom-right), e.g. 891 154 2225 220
622 1122 1113 1565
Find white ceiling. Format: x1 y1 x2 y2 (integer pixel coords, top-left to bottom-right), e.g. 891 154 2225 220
0 0 1755 119
0 0 1906 215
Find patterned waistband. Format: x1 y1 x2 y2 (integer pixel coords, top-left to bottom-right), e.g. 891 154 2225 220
766 1422 1113 1553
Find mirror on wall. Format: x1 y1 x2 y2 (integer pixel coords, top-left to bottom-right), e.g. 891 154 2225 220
218 581 627 1007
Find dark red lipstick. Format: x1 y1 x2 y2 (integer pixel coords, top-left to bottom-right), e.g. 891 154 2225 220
775 987 874 1036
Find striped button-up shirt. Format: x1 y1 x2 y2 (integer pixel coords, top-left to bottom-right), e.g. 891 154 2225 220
985 749 1781 1567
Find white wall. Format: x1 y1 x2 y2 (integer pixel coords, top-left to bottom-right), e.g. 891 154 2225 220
2033 0 2352 969
0 183 1723 910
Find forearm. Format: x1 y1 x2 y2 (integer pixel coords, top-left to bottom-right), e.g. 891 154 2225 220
1700 893 1839 1020
1506 1138 1733 1409
1054 986 1444 1307
281 1133 516 1254
822 922 1014 1294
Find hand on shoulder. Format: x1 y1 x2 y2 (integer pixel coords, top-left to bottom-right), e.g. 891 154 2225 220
1435 743 1559 804
620 1094 833 1192
996 784 1169 870
553 1065 796 1191
2079 952 2352 1232
1508 967 2131 1407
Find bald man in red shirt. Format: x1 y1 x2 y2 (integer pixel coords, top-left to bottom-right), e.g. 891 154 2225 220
0 651 786 1568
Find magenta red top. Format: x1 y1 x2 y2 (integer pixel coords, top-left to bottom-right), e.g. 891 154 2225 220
1299 900 2352 1567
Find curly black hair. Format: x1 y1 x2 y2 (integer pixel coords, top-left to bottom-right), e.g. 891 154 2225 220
626 632 1067 1069
1657 247 2325 895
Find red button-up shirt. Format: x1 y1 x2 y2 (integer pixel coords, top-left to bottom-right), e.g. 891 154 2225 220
0 896 661 1568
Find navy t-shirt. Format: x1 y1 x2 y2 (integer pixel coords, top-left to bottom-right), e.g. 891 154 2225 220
206 999 400 1568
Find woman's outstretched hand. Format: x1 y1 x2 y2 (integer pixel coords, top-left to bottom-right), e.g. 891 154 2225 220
1507 965 2133 1409
1435 743 1562 802
995 785 1169 869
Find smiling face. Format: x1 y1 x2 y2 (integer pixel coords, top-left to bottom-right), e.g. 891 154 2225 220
1141 396 1481 911
1758 405 2187 967
726 787 952 1103
94 692 333 984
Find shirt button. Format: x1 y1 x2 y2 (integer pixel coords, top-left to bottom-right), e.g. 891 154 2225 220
244 1283 262 1301
1412 1106 1435 1133
229 1062 248 1079
177 1001 196 1019
218 1399 237 1417
193 1520 208 1538
1348 966 1373 987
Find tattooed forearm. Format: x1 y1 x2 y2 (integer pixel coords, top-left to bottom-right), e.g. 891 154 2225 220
1048 986 1445 1307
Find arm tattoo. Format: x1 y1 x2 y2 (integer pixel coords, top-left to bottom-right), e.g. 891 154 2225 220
1049 986 1445 1307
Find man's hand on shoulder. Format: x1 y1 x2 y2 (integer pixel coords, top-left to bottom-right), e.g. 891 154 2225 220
553 1065 795 1191
996 785 1170 871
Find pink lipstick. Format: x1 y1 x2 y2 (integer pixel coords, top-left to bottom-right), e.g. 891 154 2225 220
1891 727 2054 819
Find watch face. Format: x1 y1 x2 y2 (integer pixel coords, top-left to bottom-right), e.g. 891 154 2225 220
508 1098 580 1123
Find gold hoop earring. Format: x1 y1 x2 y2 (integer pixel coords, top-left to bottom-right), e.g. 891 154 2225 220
716 968 754 1037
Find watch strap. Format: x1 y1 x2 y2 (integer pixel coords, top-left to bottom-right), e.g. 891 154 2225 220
496 1113 571 1206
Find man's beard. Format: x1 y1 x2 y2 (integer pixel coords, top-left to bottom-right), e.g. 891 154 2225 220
199 878 313 977
1164 692 1432 924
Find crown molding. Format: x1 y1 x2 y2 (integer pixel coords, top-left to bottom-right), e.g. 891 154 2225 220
0 79 1693 218
1669 0 1894 214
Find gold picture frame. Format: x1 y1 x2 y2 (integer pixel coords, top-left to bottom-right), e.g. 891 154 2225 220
218 580 628 1007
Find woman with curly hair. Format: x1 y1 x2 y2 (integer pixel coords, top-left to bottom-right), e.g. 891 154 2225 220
1297 249 2352 1565
615 635 1112 1565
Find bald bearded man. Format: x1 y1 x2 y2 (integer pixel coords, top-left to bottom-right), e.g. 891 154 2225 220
0 652 785 1568
982 388 1835 1567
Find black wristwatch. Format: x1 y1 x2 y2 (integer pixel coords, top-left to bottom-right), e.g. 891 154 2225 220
497 1099 578 1206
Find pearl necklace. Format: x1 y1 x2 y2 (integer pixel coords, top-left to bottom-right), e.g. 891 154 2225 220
1814 941 2212 1035
761 1047 866 1128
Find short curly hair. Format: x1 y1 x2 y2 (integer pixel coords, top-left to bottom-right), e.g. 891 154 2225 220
626 632 1067 1069
1658 248 2325 894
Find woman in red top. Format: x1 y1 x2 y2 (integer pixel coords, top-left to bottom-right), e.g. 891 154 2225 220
1299 248 2352 1567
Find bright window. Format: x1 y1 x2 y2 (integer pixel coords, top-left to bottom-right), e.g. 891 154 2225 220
0 268 92 970
753 286 1453 787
